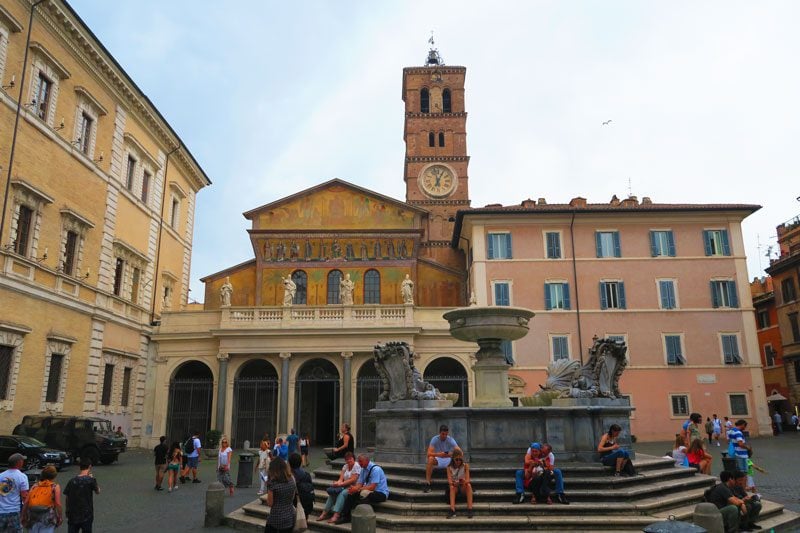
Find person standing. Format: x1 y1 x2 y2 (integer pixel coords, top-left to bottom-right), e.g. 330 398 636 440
153 436 168 491
711 414 722 446
166 442 182 493
264 457 296 533
424 424 461 493
299 434 310 468
704 417 715 444
288 453 314 519
21 465 62 532
272 438 288 461
256 440 270 496
728 420 752 473
685 413 703 446
181 430 202 484
217 437 234 496
773 411 783 434
0 453 29 533
63 459 100 533
286 429 299 456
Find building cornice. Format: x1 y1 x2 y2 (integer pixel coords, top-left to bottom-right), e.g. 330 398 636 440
0 4 23 32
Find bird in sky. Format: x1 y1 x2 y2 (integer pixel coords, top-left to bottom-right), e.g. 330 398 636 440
602 120 612 126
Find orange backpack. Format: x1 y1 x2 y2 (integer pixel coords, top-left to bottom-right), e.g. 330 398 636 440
27 481 55 508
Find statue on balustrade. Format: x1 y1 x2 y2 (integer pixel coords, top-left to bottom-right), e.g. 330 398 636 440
332 239 342 259
264 241 272 262
320 240 328 260
400 274 414 304
539 336 629 399
345 243 355 260
340 273 354 305
385 240 395 259
305 239 313 260
373 240 381 259
373 341 444 402
398 239 408 259
282 276 296 306
290 241 300 259
359 241 368 260
276 242 286 261
219 276 233 307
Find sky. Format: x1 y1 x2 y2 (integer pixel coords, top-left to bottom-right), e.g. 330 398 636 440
70 0 800 303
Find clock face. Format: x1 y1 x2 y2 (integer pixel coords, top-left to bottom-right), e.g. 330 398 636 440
420 164 456 198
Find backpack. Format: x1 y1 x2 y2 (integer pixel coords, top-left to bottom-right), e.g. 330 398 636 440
184 437 195 454
27 482 56 509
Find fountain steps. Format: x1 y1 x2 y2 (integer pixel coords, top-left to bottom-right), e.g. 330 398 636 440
225 454 800 531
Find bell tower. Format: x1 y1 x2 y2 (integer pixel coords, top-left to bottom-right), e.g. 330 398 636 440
402 43 470 245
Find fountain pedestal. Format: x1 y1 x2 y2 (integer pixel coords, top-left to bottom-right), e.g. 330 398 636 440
471 339 513 407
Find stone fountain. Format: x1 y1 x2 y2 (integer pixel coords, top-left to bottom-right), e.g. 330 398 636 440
370 305 634 464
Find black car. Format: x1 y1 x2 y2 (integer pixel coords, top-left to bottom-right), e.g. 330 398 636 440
13 415 126 465
0 435 71 470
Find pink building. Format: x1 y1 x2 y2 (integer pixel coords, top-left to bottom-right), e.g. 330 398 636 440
453 196 772 441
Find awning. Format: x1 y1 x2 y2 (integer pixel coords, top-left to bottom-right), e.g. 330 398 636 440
766 392 788 402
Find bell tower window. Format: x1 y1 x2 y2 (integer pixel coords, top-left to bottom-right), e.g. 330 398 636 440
442 89 451 113
439 132 445 147
420 88 430 113
428 132 435 147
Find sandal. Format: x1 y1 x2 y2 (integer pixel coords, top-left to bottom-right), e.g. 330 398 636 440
530 496 537 504
317 512 329 522
546 497 553 505
328 512 341 524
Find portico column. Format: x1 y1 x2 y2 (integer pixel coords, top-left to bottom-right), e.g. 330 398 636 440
216 353 229 431
341 352 353 425
279 352 291 434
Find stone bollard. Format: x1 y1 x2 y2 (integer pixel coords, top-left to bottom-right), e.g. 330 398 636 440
205 481 226 527
693 502 724 533
351 504 376 533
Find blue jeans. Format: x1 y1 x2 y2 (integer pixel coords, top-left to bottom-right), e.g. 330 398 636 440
601 449 630 466
735 456 748 473
515 468 565 494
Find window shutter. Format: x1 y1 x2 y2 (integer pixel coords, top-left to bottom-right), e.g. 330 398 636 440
599 282 608 310
721 230 731 256
613 232 621 258
544 283 552 310
649 231 658 257
487 234 495 259
667 231 676 257
728 281 739 308
710 282 720 308
659 281 668 309
506 233 513 259
562 283 571 310
618 282 627 309
595 233 602 258
703 231 713 256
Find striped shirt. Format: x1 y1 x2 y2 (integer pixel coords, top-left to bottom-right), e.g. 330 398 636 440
728 427 748 458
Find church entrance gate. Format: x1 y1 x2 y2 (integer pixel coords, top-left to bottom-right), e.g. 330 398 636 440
166 361 214 443
356 360 381 448
233 359 279 448
294 359 340 446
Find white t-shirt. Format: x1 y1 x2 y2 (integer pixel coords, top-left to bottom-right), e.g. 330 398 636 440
672 446 688 467
299 438 308 447
218 446 233 467
342 462 362 481
187 437 202 458
258 450 270 470
0 468 29 513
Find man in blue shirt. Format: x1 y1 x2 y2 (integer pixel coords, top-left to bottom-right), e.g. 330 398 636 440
286 429 300 455
424 424 461 493
272 437 289 461
728 419 751 472
0 453 29 533
342 454 389 522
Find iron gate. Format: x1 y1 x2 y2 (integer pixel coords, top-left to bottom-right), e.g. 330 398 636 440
233 377 278 448
425 374 469 407
166 378 213 443
295 364 339 446
357 377 382 448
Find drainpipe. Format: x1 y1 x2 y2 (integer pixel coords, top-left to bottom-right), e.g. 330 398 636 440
0 0 48 247
570 210 584 364
458 234 471 304
149 142 181 326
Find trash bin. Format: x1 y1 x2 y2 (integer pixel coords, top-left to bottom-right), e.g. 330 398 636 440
643 515 707 532
720 452 737 474
236 452 254 488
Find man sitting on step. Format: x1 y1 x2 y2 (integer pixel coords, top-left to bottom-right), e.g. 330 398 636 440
513 442 542 504
540 443 569 504
705 470 760 533
732 470 762 531
423 424 462 493
341 454 390 523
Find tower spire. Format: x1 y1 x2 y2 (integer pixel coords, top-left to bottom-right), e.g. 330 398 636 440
425 31 444 66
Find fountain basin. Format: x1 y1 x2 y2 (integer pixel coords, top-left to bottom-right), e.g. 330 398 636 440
443 306 535 343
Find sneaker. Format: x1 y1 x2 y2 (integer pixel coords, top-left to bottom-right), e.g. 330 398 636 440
467 510 473 519
748 525 762 530
513 492 525 504
447 510 456 519
716 441 720 446
179 476 186 484
168 487 172 493
557 493 570 505
614 472 621 477
155 486 163 491
423 483 431 493
192 479 202 484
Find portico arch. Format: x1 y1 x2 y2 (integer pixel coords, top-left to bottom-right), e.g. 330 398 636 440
166 360 214 443
294 359 340 446
356 359 381 448
423 356 469 407
233 359 278 448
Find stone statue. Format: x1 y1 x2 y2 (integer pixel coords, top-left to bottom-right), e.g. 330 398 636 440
332 239 342 259
373 341 444 402
305 239 313 260
264 241 272 262
282 276 296 306
320 240 328 260
219 276 233 307
345 243 354 260
373 240 381 259
340 273 354 305
469 292 478 306
290 241 299 259
162 292 171 311
386 240 395 259
400 274 414 304
398 239 408 259
359 241 368 260
539 337 629 400
276 242 285 261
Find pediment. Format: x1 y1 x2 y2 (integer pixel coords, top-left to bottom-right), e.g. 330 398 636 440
243 179 427 231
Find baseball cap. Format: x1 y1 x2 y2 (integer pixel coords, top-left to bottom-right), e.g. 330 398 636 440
8 453 26 466
530 442 541 450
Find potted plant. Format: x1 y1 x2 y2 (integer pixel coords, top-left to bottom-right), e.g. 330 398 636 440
205 429 222 458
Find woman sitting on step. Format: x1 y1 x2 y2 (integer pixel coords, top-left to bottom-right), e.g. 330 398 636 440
686 438 712 475
597 424 633 476
446 449 474 519
317 452 361 524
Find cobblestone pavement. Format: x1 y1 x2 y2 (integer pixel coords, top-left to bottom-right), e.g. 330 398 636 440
45 435 799 532
635 430 800 513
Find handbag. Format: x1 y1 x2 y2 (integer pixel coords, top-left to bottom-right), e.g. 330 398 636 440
326 485 344 497
293 502 308 532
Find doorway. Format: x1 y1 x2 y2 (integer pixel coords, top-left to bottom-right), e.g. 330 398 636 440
294 359 340 446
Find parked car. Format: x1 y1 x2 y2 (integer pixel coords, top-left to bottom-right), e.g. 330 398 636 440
13 415 126 465
0 435 71 470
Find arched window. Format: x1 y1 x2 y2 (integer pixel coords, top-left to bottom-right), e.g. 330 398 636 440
439 132 445 147
291 270 307 304
420 88 430 113
428 132 435 147
364 270 381 304
442 89 452 113
327 270 342 304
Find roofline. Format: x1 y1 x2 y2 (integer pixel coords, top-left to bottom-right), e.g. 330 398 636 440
61 1 211 186
450 204 762 247
199 258 256 282
242 178 429 219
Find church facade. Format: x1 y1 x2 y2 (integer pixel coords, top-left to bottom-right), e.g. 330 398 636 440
147 47 769 446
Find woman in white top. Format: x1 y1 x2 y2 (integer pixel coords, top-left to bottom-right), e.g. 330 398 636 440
300 433 311 467
217 436 234 496
317 451 361 524
671 434 688 467
255 439 270 495
446 449 473 519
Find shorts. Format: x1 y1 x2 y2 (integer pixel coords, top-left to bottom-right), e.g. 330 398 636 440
0 512 22 533
746 475 755 488
167 463 180 471
435 457 452 469
300 446 309 455
155 463 166 473
187 456 199 468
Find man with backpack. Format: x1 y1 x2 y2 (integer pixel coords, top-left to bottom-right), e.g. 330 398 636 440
0 453 29 532
180 431 202 484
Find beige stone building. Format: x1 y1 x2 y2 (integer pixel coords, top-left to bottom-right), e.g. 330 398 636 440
0 0 210 445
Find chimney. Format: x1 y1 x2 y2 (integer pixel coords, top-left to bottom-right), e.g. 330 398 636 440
569 197 587 208
610 195 620 206
484 203 503 208
521 198 536 208
641 196 652 205
537 198 547 205
621 196 639 207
